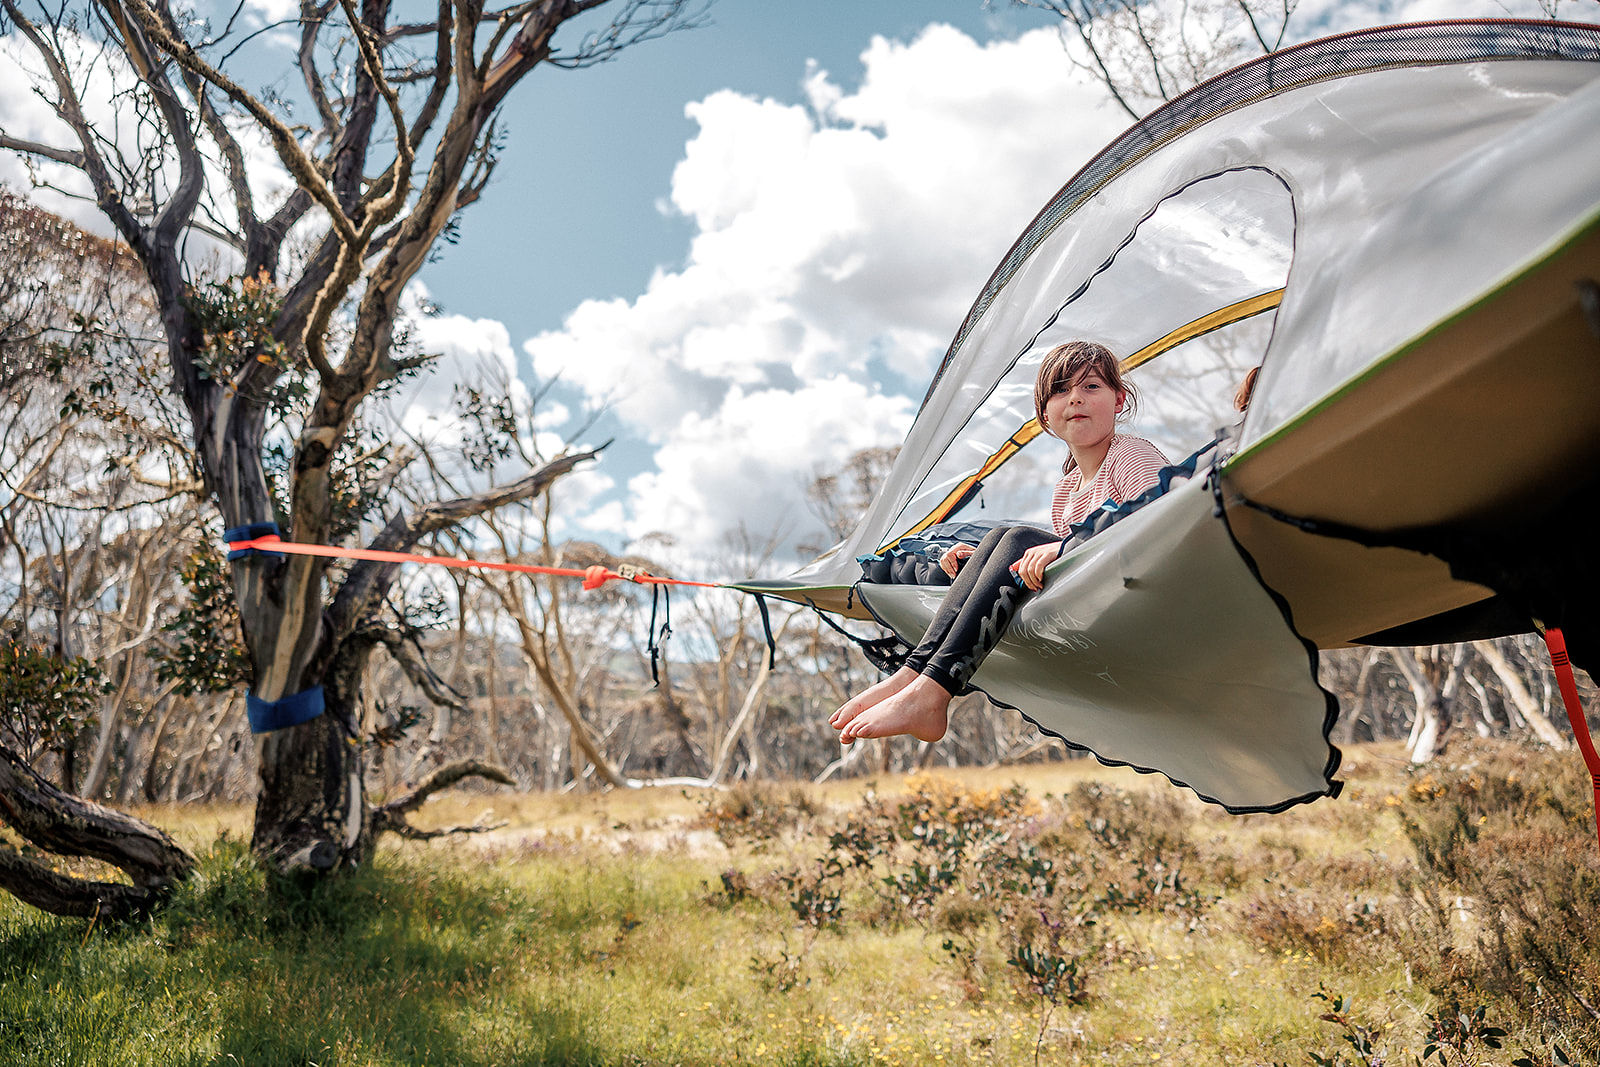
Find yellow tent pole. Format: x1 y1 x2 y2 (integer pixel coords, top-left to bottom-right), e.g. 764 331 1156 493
875 288 1285 555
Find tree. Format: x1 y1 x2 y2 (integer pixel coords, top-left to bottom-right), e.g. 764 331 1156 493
1005 0 1296 120
0 0 704 900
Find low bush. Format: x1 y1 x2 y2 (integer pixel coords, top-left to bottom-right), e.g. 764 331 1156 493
1395 740 1600 1053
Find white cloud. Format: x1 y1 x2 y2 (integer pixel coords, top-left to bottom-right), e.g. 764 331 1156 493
622 377 914 574
243 0 300 24
401 289 522 418
526 23 1127 566
387 283 586 471
0 32 116 228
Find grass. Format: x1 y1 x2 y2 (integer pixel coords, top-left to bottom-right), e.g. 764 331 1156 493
0 742 1595 1065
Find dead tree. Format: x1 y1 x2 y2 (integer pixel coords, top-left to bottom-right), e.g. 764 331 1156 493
0 0 704 892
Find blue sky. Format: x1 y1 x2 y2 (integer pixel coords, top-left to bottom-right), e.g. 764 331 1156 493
421 2 1057 339
402 1 1132 568
406 1 1078 572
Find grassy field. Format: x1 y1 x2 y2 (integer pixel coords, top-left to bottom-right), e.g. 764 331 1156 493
1 741 1596 1066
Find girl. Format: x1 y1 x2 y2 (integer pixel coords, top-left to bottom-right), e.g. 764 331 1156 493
831 340 1167 745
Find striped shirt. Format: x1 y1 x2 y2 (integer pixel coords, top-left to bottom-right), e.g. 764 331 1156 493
1049 434 1168 535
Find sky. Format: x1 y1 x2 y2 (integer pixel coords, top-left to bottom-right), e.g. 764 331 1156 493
408 0 1117 572
3 0 1589 580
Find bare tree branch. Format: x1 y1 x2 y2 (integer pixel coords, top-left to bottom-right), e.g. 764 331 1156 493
298 0 341 140
0 134 87 169
0 0 149 248
115 0 355 243
327 445 604 641
370 760 514 839
372 625 469 712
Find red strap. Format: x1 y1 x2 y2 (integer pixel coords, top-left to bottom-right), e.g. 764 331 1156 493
1541 626 1600 850
224 534 719 590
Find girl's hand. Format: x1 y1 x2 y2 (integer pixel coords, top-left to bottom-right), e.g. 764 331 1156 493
1012 541 1064 591
939 543 976 577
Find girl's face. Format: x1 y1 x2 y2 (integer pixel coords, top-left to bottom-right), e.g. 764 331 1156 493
1043 370 1123 449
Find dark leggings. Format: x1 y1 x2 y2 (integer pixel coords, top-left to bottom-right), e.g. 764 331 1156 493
904 525 1062 695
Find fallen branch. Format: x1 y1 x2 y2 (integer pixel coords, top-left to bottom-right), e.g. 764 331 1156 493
370 760 514 840
0 743 196 920
0 842 160 920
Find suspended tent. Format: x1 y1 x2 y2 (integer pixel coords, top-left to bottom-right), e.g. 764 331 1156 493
734 19 1600 814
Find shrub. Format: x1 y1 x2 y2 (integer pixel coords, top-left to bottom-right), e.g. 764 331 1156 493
1396 740 1600 1052
696 781 821 849
1237 883 1392 964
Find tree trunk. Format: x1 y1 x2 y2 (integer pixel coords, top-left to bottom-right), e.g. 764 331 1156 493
1395 647 1442 762
250 649 368 871
1472 639 1569 748
142 691 185 803
1336 648 1382 746
1397 645 1467 764
709 655 773 784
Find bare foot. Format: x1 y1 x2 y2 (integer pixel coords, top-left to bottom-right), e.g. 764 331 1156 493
831 666 919 732
839 675 953 744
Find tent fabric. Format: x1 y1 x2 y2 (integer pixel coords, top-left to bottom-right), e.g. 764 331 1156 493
856 463 1340 813
731 20 1600 810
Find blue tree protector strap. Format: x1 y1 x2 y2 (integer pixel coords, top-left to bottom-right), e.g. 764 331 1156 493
247 685 326 733
225 521 286 561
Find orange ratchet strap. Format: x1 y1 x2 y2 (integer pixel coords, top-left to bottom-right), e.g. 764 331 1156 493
1540 625 1600 851
224 533 720 591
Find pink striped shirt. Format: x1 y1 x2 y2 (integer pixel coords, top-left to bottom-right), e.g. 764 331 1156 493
1049 434 1168 535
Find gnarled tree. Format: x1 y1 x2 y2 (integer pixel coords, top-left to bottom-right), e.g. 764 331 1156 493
0 0 703 893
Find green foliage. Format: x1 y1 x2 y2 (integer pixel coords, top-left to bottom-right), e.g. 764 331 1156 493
150 545 250 696
183 273 405 542
0 633 106 761
184 272 295 409
1418 1000 1507 1064
1307 987 1386 1067
50 312 119 419
327 419 404 543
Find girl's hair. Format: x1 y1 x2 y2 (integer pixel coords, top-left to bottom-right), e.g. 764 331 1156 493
1233 365 1261 413
1033 340 1137 433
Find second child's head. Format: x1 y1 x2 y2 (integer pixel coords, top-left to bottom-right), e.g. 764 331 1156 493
1033 340 1137 437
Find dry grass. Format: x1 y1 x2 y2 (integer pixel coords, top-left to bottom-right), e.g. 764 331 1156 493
0 741 1593 1065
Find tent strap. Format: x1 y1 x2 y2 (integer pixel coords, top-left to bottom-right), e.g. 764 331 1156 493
1539 625 1600 852
647 584 672 687
811 602 910 675
752 593 776 671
